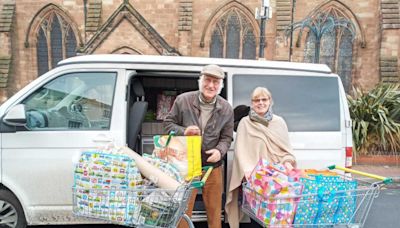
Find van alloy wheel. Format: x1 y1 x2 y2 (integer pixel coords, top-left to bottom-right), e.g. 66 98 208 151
0 200 18 228
0 190 26 228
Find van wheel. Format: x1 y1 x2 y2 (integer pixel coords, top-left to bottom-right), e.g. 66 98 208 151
0 189 27 228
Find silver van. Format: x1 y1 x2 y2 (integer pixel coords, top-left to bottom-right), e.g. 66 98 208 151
0 54 352 226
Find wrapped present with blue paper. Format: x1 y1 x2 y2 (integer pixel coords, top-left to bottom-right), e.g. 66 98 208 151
294 174 358 225
74 151 143 225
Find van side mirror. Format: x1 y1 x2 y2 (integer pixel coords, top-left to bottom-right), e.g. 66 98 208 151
3 104 27 126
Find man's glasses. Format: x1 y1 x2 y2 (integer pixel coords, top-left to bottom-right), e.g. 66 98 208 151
252 98 269 103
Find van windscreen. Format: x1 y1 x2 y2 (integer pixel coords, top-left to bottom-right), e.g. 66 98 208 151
232 74 340 131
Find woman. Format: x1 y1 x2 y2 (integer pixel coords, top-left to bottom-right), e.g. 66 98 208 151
225 87 296 228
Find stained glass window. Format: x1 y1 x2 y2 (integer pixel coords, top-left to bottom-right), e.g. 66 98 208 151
304 32 316 63
51 16 63 69
337 29 353 92
66 27 77 58
209 10 256 59
36 13 77 76
303 14 355 93
37 28 49 76
226 14 240 59
242 29 256 59
319 28 336 71
210 29 223 58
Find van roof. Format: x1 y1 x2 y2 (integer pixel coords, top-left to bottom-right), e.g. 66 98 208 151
58 54 332 74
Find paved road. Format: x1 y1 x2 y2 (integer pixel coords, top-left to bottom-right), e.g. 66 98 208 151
364 188 400 228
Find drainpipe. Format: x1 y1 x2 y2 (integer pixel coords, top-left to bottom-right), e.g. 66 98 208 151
289 0 296 61
83 0 87 42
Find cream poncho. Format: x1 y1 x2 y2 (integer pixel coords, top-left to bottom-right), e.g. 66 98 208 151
225 115 296 228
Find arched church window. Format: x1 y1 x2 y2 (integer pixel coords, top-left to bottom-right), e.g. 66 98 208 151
337 29 353 92
37 27 49 76
319 28 336 72
209 10 256 59
36 13 77 76
210 29 223 58
303 13 355 92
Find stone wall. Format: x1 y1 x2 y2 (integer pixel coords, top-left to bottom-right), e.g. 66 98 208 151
0 0 398 102
380 0 400 83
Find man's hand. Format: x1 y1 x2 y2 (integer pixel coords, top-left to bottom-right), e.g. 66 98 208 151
206 149 221 163
184 125 201 136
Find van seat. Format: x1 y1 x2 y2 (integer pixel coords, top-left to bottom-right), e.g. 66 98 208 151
128 78 148 151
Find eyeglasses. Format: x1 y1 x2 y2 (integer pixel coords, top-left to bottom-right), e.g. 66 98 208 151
251 98 270 103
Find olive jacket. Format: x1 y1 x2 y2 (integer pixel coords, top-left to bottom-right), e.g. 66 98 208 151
163 91 234 167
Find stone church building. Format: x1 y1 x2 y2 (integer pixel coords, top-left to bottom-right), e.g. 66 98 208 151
0 0 399 103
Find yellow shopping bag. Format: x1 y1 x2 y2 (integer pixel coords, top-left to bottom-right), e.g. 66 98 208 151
152 134 202 181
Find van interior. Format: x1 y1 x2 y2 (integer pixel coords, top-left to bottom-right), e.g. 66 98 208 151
126 70 228 220
126 70 227 154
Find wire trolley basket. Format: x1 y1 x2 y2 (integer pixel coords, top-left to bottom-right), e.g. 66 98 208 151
73 183 193 227
241 165 393 228
73 166 213 228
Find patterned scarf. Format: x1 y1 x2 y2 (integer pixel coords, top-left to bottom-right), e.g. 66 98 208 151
249 107 273 127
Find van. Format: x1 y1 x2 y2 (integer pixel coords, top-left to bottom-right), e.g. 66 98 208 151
0 54 352 226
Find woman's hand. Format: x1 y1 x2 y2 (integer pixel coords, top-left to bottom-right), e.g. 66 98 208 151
284 161 294 172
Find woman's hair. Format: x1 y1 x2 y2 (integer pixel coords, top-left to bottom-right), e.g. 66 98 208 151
251 87 272 99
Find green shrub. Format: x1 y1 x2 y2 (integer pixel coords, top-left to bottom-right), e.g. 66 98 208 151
347 83 400 155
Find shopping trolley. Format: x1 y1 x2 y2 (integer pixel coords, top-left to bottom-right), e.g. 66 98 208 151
241 165 393 228
73 166 213 228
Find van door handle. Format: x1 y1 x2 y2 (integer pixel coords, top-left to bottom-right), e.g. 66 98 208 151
92 134 114 143
345 120 352 128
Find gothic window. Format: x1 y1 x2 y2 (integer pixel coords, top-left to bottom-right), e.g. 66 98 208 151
210 29 223 58
210 10 256 60
319 28 336 72
36 13 77 76
337 29 353 92
303 13 355 92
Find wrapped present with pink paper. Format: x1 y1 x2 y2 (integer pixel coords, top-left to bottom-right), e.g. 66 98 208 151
243 181 303 226
247 159 290 195
243 159 304 226
250 171 289 197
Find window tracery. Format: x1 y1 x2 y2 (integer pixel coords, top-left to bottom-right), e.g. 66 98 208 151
36 13 77 75
209 10 256 60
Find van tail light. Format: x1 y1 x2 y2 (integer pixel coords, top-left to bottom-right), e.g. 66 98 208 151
345 147 353 168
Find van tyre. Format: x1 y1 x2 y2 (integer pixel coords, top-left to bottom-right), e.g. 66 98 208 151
0 189 27 228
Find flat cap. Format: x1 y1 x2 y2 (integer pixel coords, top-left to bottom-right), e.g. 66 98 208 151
201 64 225 79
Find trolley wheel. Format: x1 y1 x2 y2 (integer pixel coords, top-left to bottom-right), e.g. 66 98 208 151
0 189 27 228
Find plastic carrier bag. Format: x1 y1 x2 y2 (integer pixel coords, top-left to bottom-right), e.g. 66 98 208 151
294 175 358 225
153 134 202 181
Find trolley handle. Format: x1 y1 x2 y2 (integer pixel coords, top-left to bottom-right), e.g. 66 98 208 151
191 166 213 189
328 165 393 184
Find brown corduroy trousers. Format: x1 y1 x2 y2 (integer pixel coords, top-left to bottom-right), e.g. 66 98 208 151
178 166 223 228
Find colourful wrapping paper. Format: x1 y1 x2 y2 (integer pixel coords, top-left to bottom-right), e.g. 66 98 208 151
73 151 143 225
143 153 184 183
153 135 202 181
245 159 303 226
294 175 358 225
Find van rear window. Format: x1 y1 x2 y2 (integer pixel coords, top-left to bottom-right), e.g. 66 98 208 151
232 74 340 131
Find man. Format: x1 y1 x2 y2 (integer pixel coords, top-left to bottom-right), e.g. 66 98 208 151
164 64 234 228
